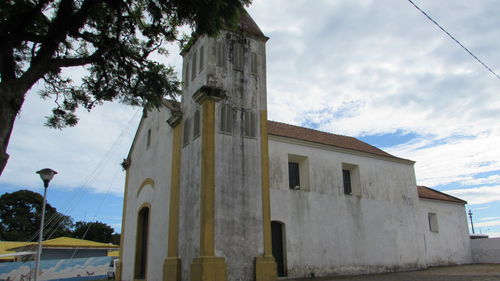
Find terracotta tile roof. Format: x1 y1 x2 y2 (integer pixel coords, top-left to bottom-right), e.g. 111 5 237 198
417 186 467 204
267 121 411 162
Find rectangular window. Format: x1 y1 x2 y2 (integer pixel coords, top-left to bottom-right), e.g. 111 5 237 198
233 43 244 71
428 213 439 232
193 109 200 140
220 104 234 134
250 52 258 74
184 62 189 89
146 129 151 149
199 45 204 73
288 162 300 190
191 51 197 81
183 118 190 146
288 154 309 191
216 41 226 67
342 163 360 196
243 111 256 138
343 170 352 194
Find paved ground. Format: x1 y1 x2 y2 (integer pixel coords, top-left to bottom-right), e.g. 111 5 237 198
293 264 500 281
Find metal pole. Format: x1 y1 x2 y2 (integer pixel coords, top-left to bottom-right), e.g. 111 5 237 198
34 185 48 281
468 209 475 234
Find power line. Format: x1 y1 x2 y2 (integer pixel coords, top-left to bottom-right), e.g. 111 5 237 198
407 0 500 80
27 108 140 244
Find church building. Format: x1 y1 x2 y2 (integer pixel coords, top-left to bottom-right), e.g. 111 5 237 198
118 10 472 281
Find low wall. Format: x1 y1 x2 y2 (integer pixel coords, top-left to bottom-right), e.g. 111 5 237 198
0 256 111 281
471 238 500 263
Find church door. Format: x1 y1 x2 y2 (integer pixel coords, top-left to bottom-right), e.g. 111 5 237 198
271 221 286 277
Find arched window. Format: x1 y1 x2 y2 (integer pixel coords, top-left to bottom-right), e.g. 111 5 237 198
134 206 150 279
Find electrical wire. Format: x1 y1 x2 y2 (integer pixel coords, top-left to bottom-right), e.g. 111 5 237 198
25 108 140 247
407 0 500 80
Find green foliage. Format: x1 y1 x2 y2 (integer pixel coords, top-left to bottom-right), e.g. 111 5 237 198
0 0 251 129
0 0 251 176
72 220 115 243
0 190 73 241
110 233 121 245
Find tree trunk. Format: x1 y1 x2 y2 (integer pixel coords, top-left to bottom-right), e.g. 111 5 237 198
0 85 26 176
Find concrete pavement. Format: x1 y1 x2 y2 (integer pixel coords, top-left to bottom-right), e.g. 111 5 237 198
291 264 500 281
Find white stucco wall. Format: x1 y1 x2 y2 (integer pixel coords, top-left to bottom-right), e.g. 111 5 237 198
471 237 500 263
121 108 174 281
269 137 427 278
418 199 472 266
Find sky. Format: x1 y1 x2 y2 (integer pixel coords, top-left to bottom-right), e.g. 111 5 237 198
1 0 499 238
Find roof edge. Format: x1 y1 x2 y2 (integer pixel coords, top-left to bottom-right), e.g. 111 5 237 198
417 185 467 204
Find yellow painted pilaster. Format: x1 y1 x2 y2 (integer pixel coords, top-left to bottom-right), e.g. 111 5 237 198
255 110 277 281
200 99 216 256
163 124 183 281
117 166 130 281
191 98 227 281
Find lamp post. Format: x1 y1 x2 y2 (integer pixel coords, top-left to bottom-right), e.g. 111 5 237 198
34 168 57 281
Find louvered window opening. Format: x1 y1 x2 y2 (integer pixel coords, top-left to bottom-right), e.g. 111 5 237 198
220 105 234 134
233 43 244 71
244 111 256 137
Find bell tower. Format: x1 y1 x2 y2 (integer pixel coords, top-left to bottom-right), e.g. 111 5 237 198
173 9 276 281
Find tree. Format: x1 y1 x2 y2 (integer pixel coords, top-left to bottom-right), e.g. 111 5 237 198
72 220 114 243
0 0 251 175
0 189 73 241
110 232 120 245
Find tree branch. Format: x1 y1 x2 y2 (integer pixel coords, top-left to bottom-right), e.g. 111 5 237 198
50 50 102 69
17 0 102 93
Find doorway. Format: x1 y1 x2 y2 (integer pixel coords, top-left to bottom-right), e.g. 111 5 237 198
271 221 286 277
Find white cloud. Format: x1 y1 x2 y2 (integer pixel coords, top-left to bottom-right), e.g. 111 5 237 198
474 220 500 228
1 0 500 229
479 217 500 222
461 175 500 186
1 87 141 195
446 186 500 205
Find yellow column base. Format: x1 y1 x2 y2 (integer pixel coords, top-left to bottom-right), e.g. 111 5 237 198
115 261 122 281
190 256 227 281
163 257 182 281
255 256 277 281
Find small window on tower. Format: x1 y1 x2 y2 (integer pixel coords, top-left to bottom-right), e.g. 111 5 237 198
250 52 258 74
199 45 205 73
216 41 226 68
191 51 197 81
183 118 190 147
220 104 234 134
193 109 201 140
233 43 244 71
243 111 256 138
184 62 189 89
146 129 151 149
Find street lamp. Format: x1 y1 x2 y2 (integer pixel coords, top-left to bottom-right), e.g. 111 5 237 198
34 168 57 281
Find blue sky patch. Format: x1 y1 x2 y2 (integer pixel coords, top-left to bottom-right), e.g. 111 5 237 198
472 169 500 179
359 130 420 148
